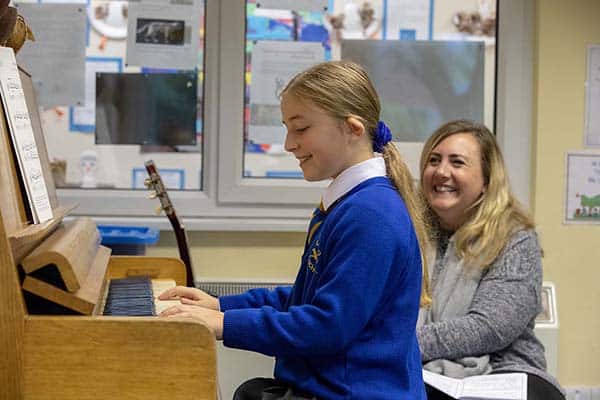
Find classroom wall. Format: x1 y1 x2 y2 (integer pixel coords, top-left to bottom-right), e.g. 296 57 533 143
533 0 600 385
147 0 600 388
148 231 304 282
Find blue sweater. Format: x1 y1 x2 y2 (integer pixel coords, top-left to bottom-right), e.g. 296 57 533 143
220 177 425 399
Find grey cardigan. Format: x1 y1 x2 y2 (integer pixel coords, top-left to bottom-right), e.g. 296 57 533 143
417 229 564 395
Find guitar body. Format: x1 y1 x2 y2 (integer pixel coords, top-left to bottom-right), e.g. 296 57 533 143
144 160 194 287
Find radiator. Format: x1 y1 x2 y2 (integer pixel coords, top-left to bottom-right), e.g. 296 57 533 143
195 279 292 297
194 280 291 400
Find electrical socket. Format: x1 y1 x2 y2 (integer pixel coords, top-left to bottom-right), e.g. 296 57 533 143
566 387 592 400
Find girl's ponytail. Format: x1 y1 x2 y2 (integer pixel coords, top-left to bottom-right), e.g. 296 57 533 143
382 142 431 306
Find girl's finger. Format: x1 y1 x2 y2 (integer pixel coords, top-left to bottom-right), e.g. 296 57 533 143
180 297 201 305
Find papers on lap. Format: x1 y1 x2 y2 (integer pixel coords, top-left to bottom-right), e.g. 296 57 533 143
423 370 528 400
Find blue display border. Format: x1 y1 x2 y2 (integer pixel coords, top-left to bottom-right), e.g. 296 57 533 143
69 56 123 133
131 167 185 190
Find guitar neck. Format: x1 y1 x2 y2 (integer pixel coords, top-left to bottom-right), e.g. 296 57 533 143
144 160 194 288
167 211 194 288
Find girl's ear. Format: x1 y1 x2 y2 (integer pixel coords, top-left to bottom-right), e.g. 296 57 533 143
345 116 366 137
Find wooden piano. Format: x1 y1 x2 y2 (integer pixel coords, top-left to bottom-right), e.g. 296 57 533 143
0 68 216 399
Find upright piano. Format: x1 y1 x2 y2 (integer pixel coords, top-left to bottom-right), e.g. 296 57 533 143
0 68 216 399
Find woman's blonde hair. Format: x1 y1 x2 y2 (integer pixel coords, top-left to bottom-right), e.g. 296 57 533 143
282 61 431 305
419 119 534 267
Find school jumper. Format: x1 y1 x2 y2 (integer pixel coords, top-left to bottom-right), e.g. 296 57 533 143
220 157 426 400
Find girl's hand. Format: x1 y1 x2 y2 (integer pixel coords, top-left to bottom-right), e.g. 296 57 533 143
158 286 220 310
159 304 224 340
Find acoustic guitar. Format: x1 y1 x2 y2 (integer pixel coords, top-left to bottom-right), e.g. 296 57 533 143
144 160 194 287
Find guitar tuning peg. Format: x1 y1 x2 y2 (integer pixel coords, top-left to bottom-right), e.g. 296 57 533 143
144 178 152 188
154 206 163 215
148 192 157 200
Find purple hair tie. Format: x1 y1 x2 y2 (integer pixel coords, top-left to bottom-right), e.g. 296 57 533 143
373 121 392 153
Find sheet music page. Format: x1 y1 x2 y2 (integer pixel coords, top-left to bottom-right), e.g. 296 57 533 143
461 373 527 400
423 370 527 400
0 47 53 223
422 370 462 399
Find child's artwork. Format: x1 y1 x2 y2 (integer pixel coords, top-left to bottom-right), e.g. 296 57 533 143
565 152 600 223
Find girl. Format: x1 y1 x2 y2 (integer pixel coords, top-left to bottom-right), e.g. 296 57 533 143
159 61 429 400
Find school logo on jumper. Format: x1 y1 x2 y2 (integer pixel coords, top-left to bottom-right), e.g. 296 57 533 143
307 240 321 274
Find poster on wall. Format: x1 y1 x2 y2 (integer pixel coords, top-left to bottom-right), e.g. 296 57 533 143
564 152 600 224
126 0 202 70
256 0 328 12
342 39 484 143
248 40 324 145
326 0 383 60
15 3 86 107
584 45 600 147
384 0 432 40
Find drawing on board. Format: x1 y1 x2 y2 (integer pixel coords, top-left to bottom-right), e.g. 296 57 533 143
136 18 185 46
565 152 600 223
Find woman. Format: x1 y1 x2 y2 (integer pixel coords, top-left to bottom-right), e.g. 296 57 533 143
417 119 564 400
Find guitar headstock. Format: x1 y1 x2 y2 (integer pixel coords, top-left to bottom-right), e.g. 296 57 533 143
144 160 174 216
144 160 192 286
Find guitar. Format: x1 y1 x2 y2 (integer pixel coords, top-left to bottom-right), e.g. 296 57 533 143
144 160 194 287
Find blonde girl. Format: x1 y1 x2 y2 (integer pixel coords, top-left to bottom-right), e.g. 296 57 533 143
160 61 428 400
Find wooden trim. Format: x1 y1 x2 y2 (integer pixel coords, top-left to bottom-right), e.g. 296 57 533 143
107 256 187 286
21 218 100 292
24 316 217 399
21 246 111 315
8 204 76 264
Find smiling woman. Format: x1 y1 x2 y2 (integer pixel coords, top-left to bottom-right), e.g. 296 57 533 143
419 119 532 265
416 119 565 400
421 132 486 231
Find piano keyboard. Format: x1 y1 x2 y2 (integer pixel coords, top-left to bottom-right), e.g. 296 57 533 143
102 277 179 316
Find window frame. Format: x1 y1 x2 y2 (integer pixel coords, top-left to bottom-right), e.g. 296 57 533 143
57 0 533 231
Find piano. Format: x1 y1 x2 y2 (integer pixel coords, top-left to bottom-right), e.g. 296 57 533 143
0 67 216 399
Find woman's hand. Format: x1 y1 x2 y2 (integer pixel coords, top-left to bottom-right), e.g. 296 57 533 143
159 304 224 340
158 286 220 310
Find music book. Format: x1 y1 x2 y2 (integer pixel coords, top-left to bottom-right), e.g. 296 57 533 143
0 46 53 223
423 370 528 400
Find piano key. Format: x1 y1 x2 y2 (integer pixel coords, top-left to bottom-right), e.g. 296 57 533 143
102 277 178 316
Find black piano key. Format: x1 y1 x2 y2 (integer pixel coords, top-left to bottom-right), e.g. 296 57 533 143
103 277 156 316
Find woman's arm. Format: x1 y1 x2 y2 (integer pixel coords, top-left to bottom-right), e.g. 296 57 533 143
417 231 542 362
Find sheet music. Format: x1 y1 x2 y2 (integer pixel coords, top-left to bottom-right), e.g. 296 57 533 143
423 370 527 400
461 373 527 400
422 370 462 399
0 47 53 223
